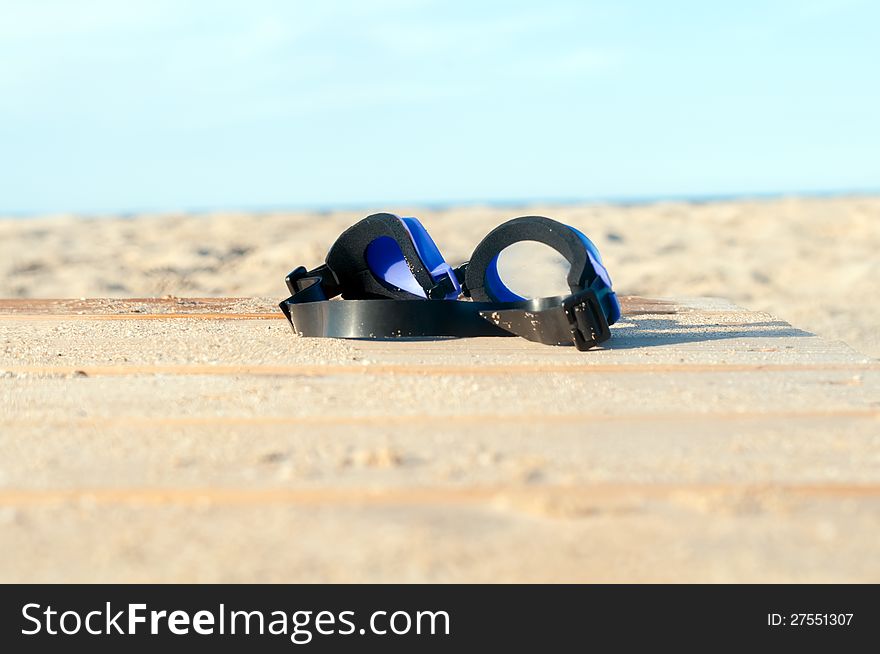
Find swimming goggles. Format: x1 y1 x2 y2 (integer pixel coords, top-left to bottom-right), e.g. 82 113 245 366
279 214 620 350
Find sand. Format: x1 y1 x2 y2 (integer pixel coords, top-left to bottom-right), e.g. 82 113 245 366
2 196 878 357
3 297 878 582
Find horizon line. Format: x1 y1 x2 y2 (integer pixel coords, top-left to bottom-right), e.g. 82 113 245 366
3 187 879 219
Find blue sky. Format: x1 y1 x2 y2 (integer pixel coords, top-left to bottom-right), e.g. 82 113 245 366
1 0 878 213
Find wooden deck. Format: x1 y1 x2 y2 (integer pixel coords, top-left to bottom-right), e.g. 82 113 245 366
1 296 878 582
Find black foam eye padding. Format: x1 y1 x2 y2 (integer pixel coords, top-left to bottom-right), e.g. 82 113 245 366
325 213 435 300
464 216 591 303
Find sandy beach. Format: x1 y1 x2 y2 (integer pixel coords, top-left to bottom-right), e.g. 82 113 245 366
2 196 879 583
2 195 878 357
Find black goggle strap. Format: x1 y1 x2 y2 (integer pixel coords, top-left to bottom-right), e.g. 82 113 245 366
280 289 609 350
474 283 612 349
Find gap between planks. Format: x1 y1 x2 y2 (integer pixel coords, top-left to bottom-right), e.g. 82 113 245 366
3 408 878 428
0 313 282 321
0 296 682 318
1 483 878 509
3 363 879 377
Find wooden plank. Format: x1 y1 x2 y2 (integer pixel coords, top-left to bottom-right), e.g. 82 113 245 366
1 295 878 583
5 369 876 416
2 416 877 492
3 497 878 583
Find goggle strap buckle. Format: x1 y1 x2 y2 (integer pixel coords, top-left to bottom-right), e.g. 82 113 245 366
561 288 611 351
